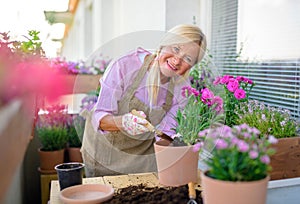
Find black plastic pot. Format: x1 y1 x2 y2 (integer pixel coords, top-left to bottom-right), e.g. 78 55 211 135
55 162 85 190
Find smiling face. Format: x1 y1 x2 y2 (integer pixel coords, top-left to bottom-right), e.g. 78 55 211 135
158 41 200 79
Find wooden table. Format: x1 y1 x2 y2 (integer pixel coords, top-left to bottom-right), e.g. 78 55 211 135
49 171 202 204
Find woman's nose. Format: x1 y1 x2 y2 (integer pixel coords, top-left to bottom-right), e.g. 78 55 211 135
172 56 182 65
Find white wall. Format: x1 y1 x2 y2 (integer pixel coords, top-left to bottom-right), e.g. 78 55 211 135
61 0 209 61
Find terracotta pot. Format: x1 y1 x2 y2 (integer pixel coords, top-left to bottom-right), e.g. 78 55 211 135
201 172 269 204
67 147 83 163
154 140 199 187
270 136 300 180
38 148 65 173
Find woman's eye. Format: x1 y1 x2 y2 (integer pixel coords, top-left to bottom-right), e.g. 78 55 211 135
183 56 192 63
172 46 180 53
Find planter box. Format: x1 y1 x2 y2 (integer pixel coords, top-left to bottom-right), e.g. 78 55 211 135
64 74 102 94
0 100 34 201
267 177 300 204
270 137 300 180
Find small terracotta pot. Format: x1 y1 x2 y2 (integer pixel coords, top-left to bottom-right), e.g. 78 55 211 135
201 172 269 204
38 148 65 173
67 147 83 163
154 140 199 187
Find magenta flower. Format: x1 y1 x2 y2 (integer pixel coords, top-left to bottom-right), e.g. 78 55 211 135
201 88 214 105
227 79 239 92
212 96 224 113
220 75 232 84
213 76 222 85
234 88 246 100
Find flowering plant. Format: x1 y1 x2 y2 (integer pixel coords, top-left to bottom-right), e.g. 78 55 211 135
50 54 111 75
36 104 69 151
0 31 70 107
213 75 255 127
174 86 224 146
235 100 300 138
198 123 277 181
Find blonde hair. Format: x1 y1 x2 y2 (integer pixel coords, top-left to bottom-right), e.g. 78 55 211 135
147 24 207 106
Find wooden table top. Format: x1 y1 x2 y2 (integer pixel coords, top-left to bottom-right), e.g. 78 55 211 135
49 171 202 204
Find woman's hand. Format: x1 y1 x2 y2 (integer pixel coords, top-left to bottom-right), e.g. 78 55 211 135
122 111 149 135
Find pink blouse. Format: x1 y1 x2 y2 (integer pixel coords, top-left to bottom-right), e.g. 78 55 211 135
91 47 190 137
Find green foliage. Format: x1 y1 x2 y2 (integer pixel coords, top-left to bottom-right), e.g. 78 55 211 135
175 86 224 146
67 114 85 147
36 104 69 151
37 126 68 151
1 30 45 57
235 100 300 138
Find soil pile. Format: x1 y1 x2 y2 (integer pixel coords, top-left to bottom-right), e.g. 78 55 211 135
103 184 203 204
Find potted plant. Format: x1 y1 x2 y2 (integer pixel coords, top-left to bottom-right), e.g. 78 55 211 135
154 85 224 187
235 99 300 180
36 104 69 173
198 124 278 204
66 114 85 162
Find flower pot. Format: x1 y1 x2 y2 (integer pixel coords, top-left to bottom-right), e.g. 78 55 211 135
201 172 269 204
154 140 199 187
270 136 300 180
38 148 65 173
55 162 85 190
67 147 83 163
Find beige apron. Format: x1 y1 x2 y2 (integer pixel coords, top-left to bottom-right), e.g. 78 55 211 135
81 55 174 177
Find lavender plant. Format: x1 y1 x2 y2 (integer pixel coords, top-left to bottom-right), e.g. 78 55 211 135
36 104 69 151
235 100 299 138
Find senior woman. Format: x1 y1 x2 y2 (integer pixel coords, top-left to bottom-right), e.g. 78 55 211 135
81 24 207 177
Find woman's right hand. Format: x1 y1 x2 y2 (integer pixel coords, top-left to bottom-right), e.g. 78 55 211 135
122 111 149 135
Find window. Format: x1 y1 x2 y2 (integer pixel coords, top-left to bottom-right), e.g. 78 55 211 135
210 0 300 118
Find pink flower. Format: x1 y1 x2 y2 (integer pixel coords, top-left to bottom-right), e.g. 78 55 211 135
212 96 223 113
227 79 239 92
268 135 278 144
220 75 232 84
193 142 203 152
249 150 259 159
236 76 245 82
237 140 249 152
234 88 246 100
260 155 270 164
215 139 228 149
213 76 222 85
201 88 214 104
